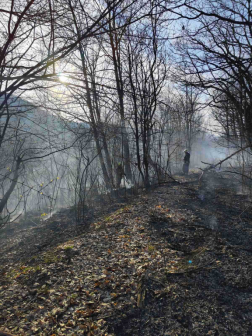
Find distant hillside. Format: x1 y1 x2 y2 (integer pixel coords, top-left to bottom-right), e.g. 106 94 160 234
0 95 90 142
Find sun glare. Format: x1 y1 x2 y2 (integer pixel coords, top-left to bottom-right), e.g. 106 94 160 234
58 74 68 83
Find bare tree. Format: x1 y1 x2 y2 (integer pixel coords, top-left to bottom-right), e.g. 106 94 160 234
0 0 150 215
125 7 168 186
173 0 252 148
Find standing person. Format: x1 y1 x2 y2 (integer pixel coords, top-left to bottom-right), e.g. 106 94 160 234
116 163 125 188
183 149 190 175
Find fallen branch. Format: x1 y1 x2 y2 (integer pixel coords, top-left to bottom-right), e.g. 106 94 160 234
199 145 251 180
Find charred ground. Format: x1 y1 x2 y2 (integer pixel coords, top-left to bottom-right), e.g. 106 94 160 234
1 172 252 335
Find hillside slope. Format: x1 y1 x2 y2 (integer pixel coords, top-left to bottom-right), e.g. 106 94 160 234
1 173 252 335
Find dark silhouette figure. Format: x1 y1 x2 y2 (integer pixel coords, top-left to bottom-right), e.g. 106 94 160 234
183 149 190 175
116 163 125 188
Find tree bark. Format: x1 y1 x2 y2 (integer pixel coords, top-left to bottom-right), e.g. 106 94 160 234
0 157 22 214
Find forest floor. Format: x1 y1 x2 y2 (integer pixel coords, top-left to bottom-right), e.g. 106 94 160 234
1 171 252 336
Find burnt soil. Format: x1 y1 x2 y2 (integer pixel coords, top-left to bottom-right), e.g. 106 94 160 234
1 172 252 335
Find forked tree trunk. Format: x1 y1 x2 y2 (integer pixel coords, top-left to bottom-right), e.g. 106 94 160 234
69 5 113 189
108 17 132 180
79 46 112 189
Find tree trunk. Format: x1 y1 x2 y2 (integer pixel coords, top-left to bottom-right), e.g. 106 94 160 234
0 157 22 213
69 6 112 189
108 17 132 180
91 77 114 184
79 46 112 189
